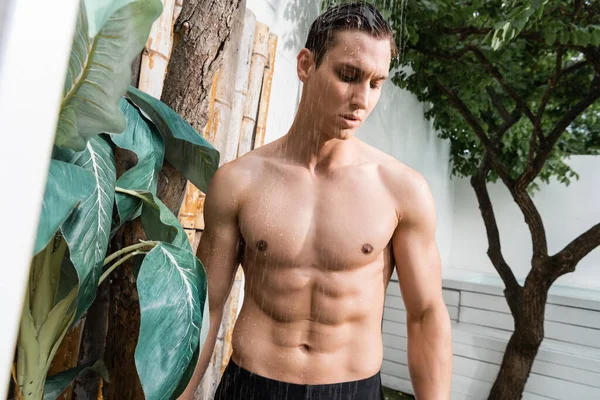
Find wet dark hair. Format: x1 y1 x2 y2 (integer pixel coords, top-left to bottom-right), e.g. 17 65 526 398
305 2 397 68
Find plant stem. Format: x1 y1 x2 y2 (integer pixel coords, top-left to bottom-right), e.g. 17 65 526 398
103 242 156 267
115 187 150 202
98 251 148 286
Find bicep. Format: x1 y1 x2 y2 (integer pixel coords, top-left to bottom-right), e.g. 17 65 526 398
197 169 244 313
392 178 443 321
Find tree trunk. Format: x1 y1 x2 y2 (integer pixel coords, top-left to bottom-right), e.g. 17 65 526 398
158 0 243 215
488 262 552 399
100 1 242 398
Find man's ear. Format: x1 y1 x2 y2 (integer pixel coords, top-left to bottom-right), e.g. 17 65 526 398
297 48 315 83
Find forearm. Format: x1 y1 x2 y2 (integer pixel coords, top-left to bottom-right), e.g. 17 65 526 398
178 309 223 400
406 302 453 400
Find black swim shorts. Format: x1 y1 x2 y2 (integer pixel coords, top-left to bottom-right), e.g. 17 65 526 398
214 360 384 400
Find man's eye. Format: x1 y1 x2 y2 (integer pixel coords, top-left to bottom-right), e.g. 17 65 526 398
339 73 356 82
371 81 382 89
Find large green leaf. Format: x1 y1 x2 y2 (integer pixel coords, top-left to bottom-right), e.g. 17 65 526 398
135 243 207 400
83 0 137 37
43 360 109 400
110 99 165 225
34 161 95 255
56 136 116 321
118 189 190 251
125 86 220 193
55 0 162 151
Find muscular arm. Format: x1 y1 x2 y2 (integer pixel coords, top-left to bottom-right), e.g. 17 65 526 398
179 164 245 399
392 172 452 400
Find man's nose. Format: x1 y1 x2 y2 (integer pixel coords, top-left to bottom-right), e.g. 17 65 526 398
350 83 369 110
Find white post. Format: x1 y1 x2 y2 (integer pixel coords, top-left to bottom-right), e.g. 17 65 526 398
0 0 80 397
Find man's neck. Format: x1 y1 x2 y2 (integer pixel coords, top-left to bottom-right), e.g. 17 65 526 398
280 114 356 175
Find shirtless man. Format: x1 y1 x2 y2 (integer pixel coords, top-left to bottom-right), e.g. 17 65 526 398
181 3 452 399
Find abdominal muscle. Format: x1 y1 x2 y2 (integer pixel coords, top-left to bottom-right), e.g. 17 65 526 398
230 260 389 385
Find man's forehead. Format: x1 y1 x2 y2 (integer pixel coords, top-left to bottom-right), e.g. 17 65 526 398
327 31 391 74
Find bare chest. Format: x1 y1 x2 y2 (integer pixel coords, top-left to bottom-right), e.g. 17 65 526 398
238 167 398 270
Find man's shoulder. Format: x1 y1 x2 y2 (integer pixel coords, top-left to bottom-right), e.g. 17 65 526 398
353 140 427 193
208 144 274 196
353 141 433 220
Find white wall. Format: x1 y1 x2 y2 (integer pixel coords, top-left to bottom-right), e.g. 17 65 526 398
449 155 600 291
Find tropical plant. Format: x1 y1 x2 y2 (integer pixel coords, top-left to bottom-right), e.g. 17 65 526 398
323 0 600 398
12 1 219 399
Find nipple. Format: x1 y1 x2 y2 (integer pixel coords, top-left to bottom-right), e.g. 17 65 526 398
361 244 374 255
256 240 268 252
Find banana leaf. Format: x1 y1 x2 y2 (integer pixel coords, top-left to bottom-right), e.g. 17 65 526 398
55 0 162 150
125 86 220 193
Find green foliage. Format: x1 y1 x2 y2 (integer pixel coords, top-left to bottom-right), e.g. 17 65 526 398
53 135 116 323
55 0 162 150
17 0 218 399
33 162 95 255
324 0 600 188
111 99 165 225
125 86 220 193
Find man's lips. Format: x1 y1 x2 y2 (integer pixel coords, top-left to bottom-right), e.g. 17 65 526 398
341 114 362 122
340 114 362 128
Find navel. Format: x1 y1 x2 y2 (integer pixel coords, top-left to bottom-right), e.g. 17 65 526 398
256 240 268 252
361 243 374 255
299 344 311 353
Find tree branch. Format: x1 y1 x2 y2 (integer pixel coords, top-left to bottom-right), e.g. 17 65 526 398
468 46 538 126
527 49 565 165
510 188 549 258
434 77 515 188
552 222 600 278
471 157 522 315
519 74 600 186
486 86 511 122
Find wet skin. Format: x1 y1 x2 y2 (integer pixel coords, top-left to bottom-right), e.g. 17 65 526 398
180 30 452 399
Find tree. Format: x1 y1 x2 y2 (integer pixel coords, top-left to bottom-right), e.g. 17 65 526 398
381 0 600 398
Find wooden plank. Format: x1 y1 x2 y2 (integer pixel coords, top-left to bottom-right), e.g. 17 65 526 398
384 307 406 323
443 269 600 312
460 307 600 348
383 332 600 390
382 333 407 351
138 0 176 98
219 11 256 165
450 373 492 398
383 320 407 337
453 341 600 388
459 307 514 331
453 323 600 373
462 291 600 330
383 347 407 366
450 373 549 400
254 33 277 149
381 360 410 381
385 295 404 310
237 22 269 156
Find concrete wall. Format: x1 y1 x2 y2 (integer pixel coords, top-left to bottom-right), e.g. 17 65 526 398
449 155 600 291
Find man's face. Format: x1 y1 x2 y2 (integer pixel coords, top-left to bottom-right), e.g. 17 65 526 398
299 30 392 140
